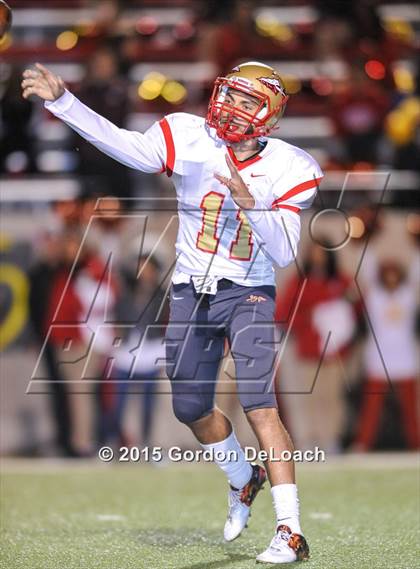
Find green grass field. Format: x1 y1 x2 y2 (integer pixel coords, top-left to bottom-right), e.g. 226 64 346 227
1 455 419 569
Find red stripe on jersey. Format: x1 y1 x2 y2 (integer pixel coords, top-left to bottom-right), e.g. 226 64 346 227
159 118 175 177
227 146 262 171
272 203 301 213
274 176 323 204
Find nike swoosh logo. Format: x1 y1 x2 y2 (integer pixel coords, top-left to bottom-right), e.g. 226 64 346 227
250 173 265 178
172 296 184 300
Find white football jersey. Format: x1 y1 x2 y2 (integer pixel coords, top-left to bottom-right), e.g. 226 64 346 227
364 285 418 379
45 92 323 289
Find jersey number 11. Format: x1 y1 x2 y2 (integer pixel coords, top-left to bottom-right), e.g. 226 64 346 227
196 191 253 261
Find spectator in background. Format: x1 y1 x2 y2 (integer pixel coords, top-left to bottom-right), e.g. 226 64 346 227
313 0 354 62
28 233 74 456
75 1 131 67
73 46 132 199
0 66 36 174
52 198 82 230
78 195 132 265
329 65 390 166
90 0 121 37
352 259 419 451
315 0 410 65
106 254 168 446
315 0 384 62
46 228 117 455
197 0 280 74
277 242 357 454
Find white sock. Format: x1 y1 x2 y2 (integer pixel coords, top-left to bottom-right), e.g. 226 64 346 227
271 484 302 535
200 431 253 490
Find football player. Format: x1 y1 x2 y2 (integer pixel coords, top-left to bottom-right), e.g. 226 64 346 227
22 61 323 564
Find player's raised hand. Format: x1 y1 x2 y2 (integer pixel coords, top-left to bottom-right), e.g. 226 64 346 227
21 63 65 102
214 154 256 209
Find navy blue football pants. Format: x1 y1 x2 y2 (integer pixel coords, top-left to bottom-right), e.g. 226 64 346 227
165 279 278 424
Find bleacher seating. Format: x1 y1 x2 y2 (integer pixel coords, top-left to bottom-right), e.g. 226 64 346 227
1 1 419 202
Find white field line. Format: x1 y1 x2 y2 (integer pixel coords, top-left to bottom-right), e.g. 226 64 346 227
309 512 333 520
96 514 126 522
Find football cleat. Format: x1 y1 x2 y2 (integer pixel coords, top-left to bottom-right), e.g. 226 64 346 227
224 464 267 542
256 524 310 564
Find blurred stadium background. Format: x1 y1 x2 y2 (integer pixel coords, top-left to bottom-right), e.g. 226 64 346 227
0 0 419 460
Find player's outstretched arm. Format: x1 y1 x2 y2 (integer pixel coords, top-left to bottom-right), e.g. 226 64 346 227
22 63 65 101
21 64 165 174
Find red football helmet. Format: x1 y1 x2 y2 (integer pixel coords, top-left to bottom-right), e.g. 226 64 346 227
206 61 289 143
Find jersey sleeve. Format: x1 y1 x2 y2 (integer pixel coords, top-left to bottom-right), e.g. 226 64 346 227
270 150 323 214
44 89 167 173
244 152 323 268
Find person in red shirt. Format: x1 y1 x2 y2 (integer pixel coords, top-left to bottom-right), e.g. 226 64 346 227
276 241 357 454
47 228 117 455
352 260 419 451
